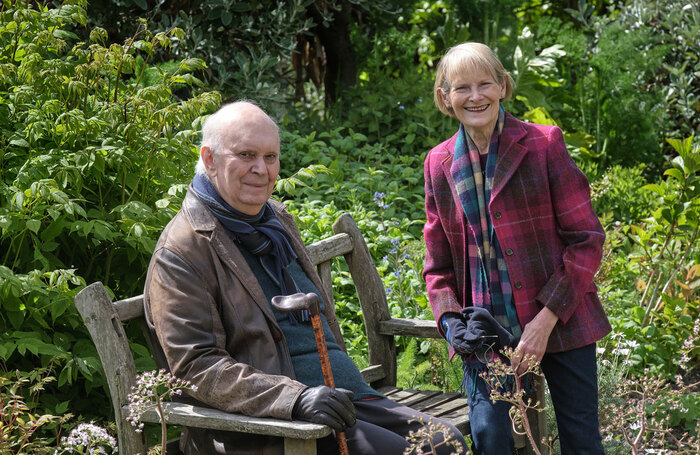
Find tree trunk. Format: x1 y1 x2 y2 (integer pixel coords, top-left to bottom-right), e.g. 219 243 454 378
309 1 357 105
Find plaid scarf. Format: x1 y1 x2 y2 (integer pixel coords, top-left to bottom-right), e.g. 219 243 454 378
450 105 521 340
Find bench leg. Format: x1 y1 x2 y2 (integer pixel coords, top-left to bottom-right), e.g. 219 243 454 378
284 437 317 455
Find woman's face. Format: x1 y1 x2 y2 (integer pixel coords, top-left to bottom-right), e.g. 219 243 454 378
442 67 505 138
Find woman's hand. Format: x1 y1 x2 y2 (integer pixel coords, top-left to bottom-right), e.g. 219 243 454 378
513 306 558 375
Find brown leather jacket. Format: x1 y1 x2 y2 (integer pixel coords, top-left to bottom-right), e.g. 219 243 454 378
144 188 345 454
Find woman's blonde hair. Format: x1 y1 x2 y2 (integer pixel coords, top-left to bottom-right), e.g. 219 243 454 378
433 42 514 117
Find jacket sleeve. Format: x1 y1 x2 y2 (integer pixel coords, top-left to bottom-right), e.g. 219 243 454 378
423 150 464 338
535 126 605 323
145 246 305 419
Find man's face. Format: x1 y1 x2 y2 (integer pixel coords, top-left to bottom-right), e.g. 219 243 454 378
203 115 280 215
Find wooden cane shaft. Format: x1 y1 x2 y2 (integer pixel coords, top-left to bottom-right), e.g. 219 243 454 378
310 315 335 388
336 431 350 455
310 315 349 455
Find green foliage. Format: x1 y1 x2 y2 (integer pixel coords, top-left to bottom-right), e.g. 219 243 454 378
598 136 699 377
591 164 658 223
527 0 697 171
0 0 219 424
0 367 72 454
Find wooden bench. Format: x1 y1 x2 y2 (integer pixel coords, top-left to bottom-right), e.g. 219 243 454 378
75 213 545 454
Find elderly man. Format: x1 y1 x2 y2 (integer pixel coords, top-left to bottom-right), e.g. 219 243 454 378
144 101 466 455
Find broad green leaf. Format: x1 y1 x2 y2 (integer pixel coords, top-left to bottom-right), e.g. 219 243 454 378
642 183 665 196
26 219 41 233
0 215 12 229
664 168 685 181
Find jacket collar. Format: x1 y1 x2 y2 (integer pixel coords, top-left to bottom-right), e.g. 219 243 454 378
182 187 274 320
440 111 529 203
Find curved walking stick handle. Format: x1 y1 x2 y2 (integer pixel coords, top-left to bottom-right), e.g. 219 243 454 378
271 292 321 316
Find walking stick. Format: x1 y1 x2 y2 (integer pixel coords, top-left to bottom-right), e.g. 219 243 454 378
271 293 350 455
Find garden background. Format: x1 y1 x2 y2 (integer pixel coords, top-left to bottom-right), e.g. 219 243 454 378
0 0 698 453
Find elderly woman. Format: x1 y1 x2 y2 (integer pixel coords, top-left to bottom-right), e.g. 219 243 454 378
423 42 611 454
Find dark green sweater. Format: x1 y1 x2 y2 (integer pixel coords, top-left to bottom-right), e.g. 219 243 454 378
240 247 380 400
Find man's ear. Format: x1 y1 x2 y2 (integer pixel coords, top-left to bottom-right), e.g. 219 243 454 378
201 146 216 176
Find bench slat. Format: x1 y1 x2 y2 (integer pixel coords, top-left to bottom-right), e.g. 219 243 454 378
306 233 353 266
376 386 470 436
128 402 331 439
377 318 440 338
114 295 145 322
413 392 465 413
360 365 386 384
421 399 467 419
399 390 443 408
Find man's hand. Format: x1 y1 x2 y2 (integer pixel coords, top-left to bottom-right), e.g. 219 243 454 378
513 306 558 375
292 386 356 431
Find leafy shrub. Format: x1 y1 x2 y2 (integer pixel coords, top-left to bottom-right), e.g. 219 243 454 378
591 164 658 223
598 137 699 377
0 0 219 424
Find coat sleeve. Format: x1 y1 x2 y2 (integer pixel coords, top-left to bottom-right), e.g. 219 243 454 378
145 246 305 419
423 150 465 338
535 126 605 323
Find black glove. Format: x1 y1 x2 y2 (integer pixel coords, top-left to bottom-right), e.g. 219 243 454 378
460 306 517 351
440 312 471 355
292 385 356 431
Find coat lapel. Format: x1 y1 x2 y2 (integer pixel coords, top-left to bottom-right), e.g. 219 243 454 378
184 189 276 320
492 113 529 201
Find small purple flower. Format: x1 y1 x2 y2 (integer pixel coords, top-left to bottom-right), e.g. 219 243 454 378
373 191 390 210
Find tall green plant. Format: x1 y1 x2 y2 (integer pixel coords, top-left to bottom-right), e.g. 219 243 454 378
0 0 219 422
635 136 699 326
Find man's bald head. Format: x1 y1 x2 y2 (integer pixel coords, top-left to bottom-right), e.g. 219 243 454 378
195 101 279 175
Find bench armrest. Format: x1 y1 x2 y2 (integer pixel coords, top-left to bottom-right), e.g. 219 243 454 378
377 318 440 339
123 402 332 440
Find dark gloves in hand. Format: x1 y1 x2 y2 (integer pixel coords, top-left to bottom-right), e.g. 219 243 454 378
460 306 517 352
441 307 517 356
441 312 472 355
292 385 356 431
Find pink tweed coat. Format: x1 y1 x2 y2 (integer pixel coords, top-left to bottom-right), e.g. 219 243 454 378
423 111 611 353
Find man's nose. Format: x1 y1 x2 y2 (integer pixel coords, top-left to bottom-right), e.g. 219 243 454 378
249 156 265 173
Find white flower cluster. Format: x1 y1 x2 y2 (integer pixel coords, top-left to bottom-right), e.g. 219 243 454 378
56 422 117 454
126 369 197 433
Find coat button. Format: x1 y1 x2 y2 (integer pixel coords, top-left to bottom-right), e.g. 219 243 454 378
493 211 502 219
514 281 522 289
505 248 514 255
